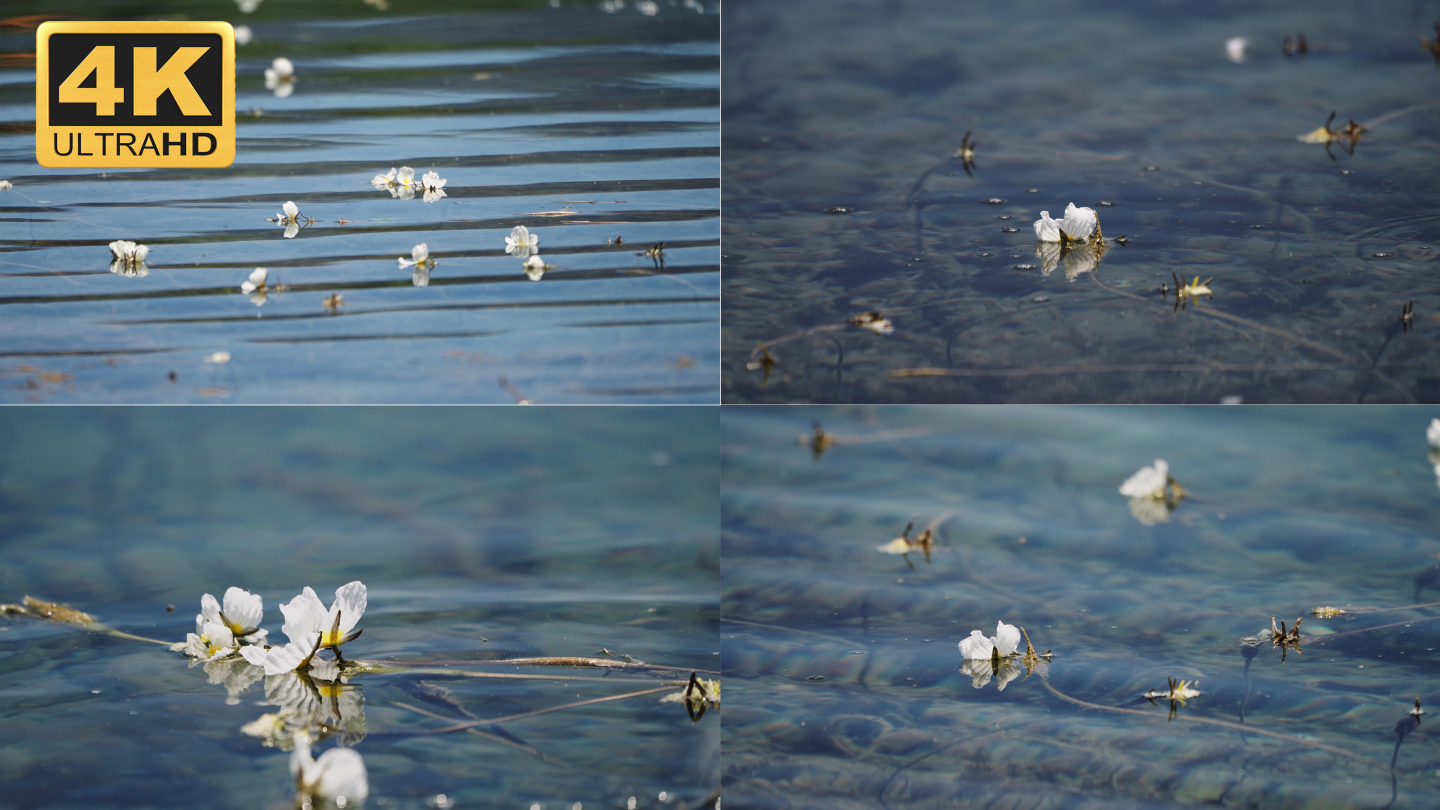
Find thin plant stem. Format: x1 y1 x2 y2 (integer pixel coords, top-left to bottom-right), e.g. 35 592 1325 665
399 684 680 736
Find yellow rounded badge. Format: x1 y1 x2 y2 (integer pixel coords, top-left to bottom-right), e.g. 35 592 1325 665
35 21 236 168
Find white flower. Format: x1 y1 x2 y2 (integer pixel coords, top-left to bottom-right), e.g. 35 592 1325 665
241 267 268 294
0 180 13 190
236 0 264 12
1427 418 1440 449
204 351 231 364
277 201 299 223
280 582 367 653
109 240 151 266
265 57 295 97
199 587 268 644
848 311 894 335
388 166 418 201
1119 459 1168 499
1225 37 1249 63
235 25 253 46
524 254 548 281
370 167 398 192
398 243 433 273
505 225 539 257
421 170 447 203
1033 203 1097 243
958 621 1021 659
173 619 238 662
241 712 290 748
292 738 369 806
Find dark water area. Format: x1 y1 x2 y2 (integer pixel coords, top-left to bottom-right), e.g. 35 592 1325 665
722 0 1440 403
722 406 1440 807
1 0 719 403
0 407 720 808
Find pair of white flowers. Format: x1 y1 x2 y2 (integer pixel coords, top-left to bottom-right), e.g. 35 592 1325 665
371 167 448 203
109 240 151 277
958 620 1045 690
174 582 367 676
265 57 295 98
504 226 549 278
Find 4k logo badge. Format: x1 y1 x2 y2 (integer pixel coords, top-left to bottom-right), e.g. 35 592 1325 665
36 21 235 168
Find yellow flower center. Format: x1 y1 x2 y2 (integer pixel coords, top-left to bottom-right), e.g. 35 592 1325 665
321 629 344 647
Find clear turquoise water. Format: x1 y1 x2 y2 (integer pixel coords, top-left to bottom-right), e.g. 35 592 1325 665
1 0 718 404
722 406 1440 807
0 407 720 808
722 0 1440 403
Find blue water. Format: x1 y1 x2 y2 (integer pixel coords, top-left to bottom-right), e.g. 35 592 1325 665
1 0 719 404
722 406 1440 808
722 0 1440 403
0 407 720 808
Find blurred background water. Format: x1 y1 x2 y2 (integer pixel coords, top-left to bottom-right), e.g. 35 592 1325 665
0 407 719 809
0 0 718 404
722 0 1440 403
722 406 1440 808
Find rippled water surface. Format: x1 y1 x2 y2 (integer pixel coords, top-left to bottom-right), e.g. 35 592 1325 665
0 408 720 808
722 0 1440 403
722 406 1440 808
1 0 718 403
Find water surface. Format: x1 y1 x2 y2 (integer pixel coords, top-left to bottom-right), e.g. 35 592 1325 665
722 406 1440 807
722 0 1439 403
1 0 719 403
0 407 720 808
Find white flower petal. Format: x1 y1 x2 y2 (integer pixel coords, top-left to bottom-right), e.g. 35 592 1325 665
993 621 1021 656
958 629 994 659
1118 459 1168 498
1059 202 1097 242
396 167 414 186
239 645 269 667
223 587 264 634
283 221 300 238
264 634 318 676
959 658 993 688
282 201 299 219
200 593 223 626
398 257 415 269
1033 211 1061 242
272 57 293 76
293 741 369 803
1427 418 1440 449
281 587 328 643
331 581 367 636
411 244 428 263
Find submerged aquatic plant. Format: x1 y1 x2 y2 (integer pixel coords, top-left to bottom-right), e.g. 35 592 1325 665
265 57 295 98
108 240 150 277
1119 459 1187 525
801 421 836 461
505 225 539 257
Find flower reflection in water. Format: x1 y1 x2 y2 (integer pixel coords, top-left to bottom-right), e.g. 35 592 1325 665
204 655 266 705
1034 240 1104 281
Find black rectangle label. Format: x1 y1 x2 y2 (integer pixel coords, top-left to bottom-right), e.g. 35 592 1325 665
48 33 223 127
